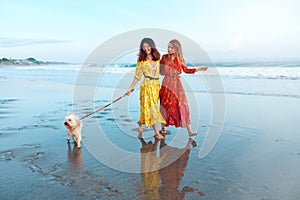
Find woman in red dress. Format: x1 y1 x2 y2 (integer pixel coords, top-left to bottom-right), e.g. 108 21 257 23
159 39 207 136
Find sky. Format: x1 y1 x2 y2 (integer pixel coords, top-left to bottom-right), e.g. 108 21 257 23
1 0 299 62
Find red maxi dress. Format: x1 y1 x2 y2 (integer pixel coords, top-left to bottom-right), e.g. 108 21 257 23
159 54 196 128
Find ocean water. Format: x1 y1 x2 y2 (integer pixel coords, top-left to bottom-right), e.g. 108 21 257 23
1 61 300 98
1 62 300 199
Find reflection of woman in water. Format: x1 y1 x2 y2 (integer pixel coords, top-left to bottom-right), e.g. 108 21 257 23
139 138 164 200
159 139 205 199
138 137 204 200
126 38 165 140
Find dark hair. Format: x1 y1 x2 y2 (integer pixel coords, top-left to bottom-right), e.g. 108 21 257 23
138 38 160 62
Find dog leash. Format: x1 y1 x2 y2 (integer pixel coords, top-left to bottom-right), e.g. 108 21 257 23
80 89 134 120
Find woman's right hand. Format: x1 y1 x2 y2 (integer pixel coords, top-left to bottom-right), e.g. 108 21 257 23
125 88 134 96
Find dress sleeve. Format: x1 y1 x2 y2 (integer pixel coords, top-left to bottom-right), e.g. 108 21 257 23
134 61 142 81
181 59 196 74
159 55 166 75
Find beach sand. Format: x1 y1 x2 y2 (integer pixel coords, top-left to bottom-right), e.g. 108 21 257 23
1 77 300 199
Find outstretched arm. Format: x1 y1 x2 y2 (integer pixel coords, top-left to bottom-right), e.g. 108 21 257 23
183 63 208 74
182 62 197 74
195 66 208 72
181 57 208 73
125 77 138 96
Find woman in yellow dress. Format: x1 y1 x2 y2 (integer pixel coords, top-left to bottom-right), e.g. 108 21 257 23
126 38 165 140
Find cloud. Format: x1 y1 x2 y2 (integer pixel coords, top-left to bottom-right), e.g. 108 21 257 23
0 37 72 47
228 33 244 51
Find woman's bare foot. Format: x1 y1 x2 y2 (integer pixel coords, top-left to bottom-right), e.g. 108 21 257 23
188 132 197 137
154 132 164 140
187 124 197 137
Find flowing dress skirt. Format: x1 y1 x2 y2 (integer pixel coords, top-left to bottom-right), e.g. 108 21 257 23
140 80 166 128
159 76 191 128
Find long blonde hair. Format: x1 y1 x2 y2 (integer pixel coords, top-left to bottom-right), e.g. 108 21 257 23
167 39 184 64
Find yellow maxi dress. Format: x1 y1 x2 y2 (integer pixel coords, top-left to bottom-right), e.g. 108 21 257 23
135 60 166 128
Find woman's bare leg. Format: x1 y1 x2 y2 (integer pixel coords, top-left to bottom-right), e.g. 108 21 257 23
161 123 167 134
137 121 143 138
137 121 143 133
187 124 197 136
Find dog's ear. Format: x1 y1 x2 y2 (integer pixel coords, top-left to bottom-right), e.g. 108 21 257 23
76 118 82 127
73 114 80 121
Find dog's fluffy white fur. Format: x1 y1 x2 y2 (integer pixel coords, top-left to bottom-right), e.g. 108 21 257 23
64 112 82 148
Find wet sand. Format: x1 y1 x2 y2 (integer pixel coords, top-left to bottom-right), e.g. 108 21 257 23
1 77 300 199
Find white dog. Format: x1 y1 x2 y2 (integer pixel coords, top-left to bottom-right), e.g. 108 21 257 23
64 112 82 148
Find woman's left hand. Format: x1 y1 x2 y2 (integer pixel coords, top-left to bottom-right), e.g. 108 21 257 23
197 67 208 72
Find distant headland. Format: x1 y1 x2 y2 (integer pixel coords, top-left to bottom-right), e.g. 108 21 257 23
0 57 69 66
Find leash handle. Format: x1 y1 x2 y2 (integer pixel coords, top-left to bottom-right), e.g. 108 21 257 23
80 89 134 120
